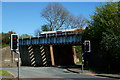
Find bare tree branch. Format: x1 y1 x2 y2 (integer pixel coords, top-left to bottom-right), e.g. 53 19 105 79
41 3 87 31
41 3 70 31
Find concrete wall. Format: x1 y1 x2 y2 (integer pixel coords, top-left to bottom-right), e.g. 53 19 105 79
1 46 18 67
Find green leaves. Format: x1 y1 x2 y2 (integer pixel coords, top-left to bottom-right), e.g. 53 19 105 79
86 2 120 71
41 25 51 31
1 31 16 48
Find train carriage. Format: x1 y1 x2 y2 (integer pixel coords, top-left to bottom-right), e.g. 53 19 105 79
40 28 83 37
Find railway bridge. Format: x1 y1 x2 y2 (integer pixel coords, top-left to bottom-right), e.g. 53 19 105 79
18 32 84 67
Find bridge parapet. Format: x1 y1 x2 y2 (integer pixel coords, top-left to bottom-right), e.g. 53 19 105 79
19 35 82 45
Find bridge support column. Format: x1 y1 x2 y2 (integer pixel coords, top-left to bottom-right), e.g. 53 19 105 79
50 45 55 66
73 46 77 64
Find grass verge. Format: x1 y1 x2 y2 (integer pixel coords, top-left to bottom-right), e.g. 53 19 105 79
76 61 82 65
0 70 13 77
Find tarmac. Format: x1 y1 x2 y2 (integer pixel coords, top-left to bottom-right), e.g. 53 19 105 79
1 67 120 79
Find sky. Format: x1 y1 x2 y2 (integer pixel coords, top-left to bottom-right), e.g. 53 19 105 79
2 2 107 35
1 0 119 2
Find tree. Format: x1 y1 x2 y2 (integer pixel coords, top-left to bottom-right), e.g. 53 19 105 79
41 3 87 31
41 3 70 31
34 29 41 37
1 31 16 48
41 25 50 31
86 2 120 72
19 34 31 39
70 15 87 29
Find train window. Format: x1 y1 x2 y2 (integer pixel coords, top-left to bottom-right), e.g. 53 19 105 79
58 33 62 36
68 32 71 35
49 33 52 36
41 34 46 37
62 32 65 35
50 33 55 36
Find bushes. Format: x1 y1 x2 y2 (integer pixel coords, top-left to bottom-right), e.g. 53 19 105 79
84 2 120 73
1 31 16 48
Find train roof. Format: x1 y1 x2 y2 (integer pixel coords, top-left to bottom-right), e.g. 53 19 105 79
41 31 56 34
40 28 83 34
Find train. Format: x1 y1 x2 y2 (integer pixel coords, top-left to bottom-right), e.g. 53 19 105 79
40 28 83 37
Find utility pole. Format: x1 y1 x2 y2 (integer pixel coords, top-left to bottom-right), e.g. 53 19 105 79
16 51 20 80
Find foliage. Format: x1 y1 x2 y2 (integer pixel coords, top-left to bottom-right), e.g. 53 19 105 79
19 34 31 39
1 31 16 48
76 61 82 65
75 46 82 62
1 31 31 48
86 2 120 72
41 25 51 31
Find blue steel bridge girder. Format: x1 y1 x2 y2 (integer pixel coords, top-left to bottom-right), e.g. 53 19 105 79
19 35 82 46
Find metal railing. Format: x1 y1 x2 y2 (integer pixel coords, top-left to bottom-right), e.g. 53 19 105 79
19 32 83 45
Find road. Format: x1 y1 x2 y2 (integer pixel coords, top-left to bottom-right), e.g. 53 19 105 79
2 67 112 79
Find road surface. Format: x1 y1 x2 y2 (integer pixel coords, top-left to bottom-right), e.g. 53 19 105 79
2 67 113 79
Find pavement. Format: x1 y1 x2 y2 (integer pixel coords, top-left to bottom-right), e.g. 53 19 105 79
66 68 120 79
